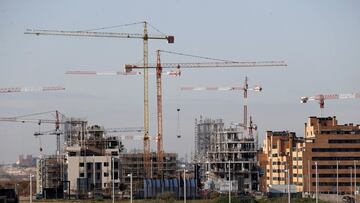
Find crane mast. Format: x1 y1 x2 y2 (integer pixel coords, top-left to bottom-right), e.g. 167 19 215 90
156 50 164 177
143 22 151 178
181 76 262 134
25 22 174 178
126 52 286 177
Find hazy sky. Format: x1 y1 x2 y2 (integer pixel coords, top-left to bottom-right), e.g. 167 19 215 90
0 0 359 164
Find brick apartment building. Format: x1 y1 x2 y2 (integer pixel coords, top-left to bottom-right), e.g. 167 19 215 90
303 116 360 195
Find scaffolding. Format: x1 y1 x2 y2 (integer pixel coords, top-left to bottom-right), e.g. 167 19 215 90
120 152 178 195
194 116 224 163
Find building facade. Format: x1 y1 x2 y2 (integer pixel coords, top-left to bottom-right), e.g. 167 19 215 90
303 116 360 195
194 116 224 162
259 131 302 193
206 125 258 192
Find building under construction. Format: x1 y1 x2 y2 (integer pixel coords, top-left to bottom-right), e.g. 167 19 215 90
36 155 65 198
36 119 124 198
34 117 180 199
120 152 178 197
195 116 259 193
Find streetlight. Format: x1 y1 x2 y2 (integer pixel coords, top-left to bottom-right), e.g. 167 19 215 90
315 161 318 203
308 160 311 197
350 167 353 196
284 164 290 203
355 161 357 203
127 174 133 203
29 174 34 203
228 160 231 203
337 160 339 203
181 164 186 203
151 158 153 179
112 157 115 203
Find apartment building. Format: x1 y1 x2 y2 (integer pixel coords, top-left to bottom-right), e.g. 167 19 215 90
292 140 305 193
260 131 302 193
303 116 360 195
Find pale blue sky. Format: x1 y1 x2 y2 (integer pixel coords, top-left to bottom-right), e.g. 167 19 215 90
0 0 359 163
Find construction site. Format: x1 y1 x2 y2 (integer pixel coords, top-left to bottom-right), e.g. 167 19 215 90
0 2 359 203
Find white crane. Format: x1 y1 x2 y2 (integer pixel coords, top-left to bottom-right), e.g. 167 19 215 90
301 92 360 115
25 23 175 178
181 76 262 135
0 86 65 93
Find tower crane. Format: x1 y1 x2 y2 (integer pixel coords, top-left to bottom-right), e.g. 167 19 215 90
0 111 144 153
125 50 287 178
25 21 174 178
0 110 67 154
181 76 262 134
0 86 65 93
301 92 360 115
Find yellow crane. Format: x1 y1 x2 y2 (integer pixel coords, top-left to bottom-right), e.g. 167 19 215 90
125 50 287 178
24 22 174 178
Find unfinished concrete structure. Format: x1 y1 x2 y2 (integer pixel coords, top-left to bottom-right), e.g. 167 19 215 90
194 116 224 162
65 125 122 197
120 152 178 196
36 155 65 197
205 124 259 192
36 120 124 198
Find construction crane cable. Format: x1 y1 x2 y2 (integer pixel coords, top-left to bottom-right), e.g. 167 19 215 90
159 50 237 62
77 21 145 32
147 22 166 36
10 110 57 119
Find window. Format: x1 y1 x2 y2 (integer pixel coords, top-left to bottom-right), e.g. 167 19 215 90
69 152 76 156
329 138 360 143
114 162 119 169
96 163 101 170
312 148 360 152
112 171 119 179
313 165 360 170
79 162 84 167
80 173 84 177
312 173 353 178
272 177 279 181
104 162 109 167
87 163 92 170
96 172 101 180
104 172 109 177
313 157 360 161
293 165 301 169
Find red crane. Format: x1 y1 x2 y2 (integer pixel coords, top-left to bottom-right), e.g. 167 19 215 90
125 50 287 177
25 22 174 178
181 76 262 134
301 92 360 115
